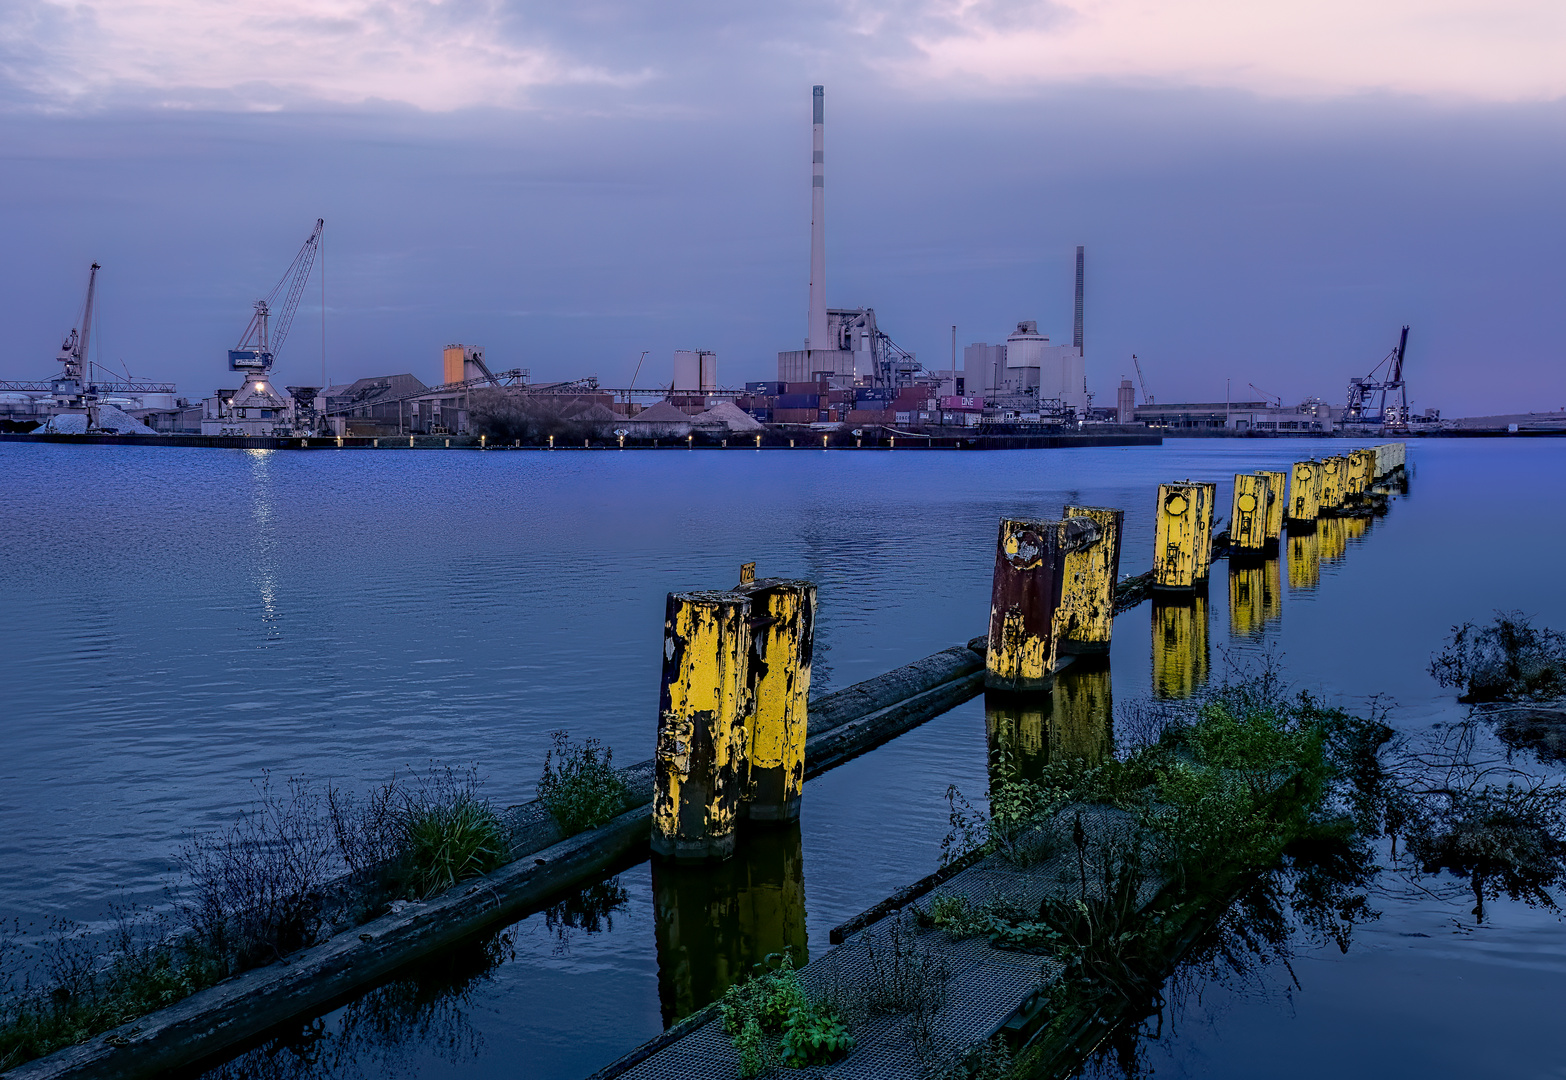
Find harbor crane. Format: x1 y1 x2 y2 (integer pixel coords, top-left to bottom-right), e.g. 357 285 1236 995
1344 325 1411 432
230 219 323 377
52 263 101 417
1131 354 1154 404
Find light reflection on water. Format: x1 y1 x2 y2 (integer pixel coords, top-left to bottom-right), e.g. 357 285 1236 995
4 438 1566 1079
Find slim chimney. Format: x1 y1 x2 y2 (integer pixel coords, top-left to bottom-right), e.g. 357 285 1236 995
807 86 828 351
1073 245 1084 352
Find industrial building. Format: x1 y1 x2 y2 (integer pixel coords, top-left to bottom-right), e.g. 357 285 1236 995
775 86 920 390
963 247 1090 420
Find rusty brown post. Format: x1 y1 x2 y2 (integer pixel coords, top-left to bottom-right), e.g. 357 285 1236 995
985 517 1099 692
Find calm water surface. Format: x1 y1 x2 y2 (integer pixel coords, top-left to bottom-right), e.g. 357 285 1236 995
2 438 1563 1078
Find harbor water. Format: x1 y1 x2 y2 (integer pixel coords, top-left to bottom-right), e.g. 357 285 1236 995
1 438 1563 1078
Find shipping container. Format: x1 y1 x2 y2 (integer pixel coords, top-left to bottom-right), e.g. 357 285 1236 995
785 381 827 395
745 381 785 395
774 393 818 409
940 395 985 411
846 409 893 424
772 408 817 424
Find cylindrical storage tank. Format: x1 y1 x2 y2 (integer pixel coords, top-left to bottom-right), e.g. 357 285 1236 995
653 591 754 862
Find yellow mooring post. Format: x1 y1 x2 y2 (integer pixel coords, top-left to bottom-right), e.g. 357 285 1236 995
1345 449 1372 498
734 577 816 824
652 591 754 862
1319 455 1348 513
1229 473 1269 555
1152 483 1207 592
1288 461 1320 527
985 517 1100 692
1056 506 1124 655
1152 594 1210 700
1255 470 1287 551
1194 481 1217 583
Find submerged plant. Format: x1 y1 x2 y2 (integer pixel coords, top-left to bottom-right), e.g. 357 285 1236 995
1430 611 1566 703
537 731 630 837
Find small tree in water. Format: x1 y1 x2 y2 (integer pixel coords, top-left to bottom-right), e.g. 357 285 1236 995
1406 784 1566 922
1430 611 1566 702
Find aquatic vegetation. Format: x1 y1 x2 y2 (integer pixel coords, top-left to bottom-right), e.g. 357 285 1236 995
403 789 506 900
537 731 630 836
1430 610 1566 702
0 910 220 1070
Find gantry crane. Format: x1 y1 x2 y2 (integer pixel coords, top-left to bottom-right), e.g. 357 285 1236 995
1345 326 1411 432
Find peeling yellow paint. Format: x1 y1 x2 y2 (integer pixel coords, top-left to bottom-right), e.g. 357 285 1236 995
1255 470 1287 546
1056 506 1122 654
1229 473 1269 552
653 591 754 861
1153 483 1205 591
1288 461 1321 523
736 580 815 823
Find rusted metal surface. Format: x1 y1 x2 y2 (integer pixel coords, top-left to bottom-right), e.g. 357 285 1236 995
653 591 754 862
1152 595 1210 700
985 517 1098 692
1058 506 1124 655
733 578 816 824
1229 473 1269 553
1152 483 1206 592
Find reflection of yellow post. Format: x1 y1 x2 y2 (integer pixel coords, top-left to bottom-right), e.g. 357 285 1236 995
1318 515 1347 563
986 695 1047 785
1287 529 1321 590
1229 562 1265 638
1344 514 1369 542
1256 470 1287 551
1056 506 1123 655
1049 663 1113 763
1261 557 1282 627
653 591 754 862
1288 461 1320 526
1230 474 1269 553
986 517 1098 691
1153 483 1205 592
1152 596 1210 700
735 579 816 824
653 824 808 1025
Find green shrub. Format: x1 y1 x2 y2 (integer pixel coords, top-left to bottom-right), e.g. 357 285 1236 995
778 1001 853 1067
404 791 506 899
537 732 629 836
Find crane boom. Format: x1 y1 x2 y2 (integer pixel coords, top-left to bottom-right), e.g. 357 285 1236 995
1131 353 1153 405
230 219 323 374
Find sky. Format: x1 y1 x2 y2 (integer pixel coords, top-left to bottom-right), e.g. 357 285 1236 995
1 0 1563 415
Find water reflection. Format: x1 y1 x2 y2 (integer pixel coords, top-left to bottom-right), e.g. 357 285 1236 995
1318 515 1348 565
1227 559 1281 640
190 927 513 1080
1151 597 1210 700
652 824 808 1025
985 663 1114 783
1287 529 1320 591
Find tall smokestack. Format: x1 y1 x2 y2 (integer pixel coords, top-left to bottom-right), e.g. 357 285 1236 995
1073 245 1084 352
807 86 828 351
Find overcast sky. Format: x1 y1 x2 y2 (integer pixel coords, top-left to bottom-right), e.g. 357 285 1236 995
1 0 1562 414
